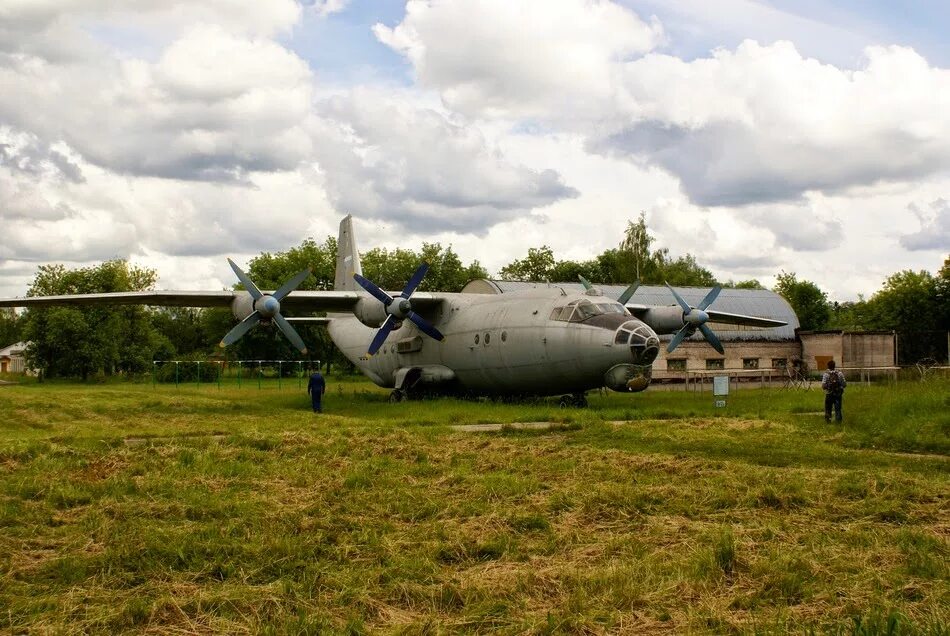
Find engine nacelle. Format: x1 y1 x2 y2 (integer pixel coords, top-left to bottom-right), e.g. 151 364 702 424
639 306 686 334
231 292 255 321
353 297 388 328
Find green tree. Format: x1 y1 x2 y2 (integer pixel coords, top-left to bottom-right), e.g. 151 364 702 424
773 271 830 331
0 308 22 348
23 260 165 379
864 270 939 333
499 246 557 281
247 237 337 291
936 256 950 332
722 279 765 290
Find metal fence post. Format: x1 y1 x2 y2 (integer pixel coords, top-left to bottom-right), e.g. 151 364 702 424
278 361 282 391
174 361 179 387
258 361 262 390
196 361 201 389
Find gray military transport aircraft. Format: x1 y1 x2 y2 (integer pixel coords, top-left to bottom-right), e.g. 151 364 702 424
0 216 785 406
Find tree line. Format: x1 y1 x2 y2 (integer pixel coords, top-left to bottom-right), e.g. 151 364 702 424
2 217 947 378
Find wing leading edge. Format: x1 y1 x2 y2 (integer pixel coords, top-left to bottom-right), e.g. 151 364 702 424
0 289 446 314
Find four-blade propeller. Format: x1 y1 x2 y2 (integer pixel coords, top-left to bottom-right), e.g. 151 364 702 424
219 259 312 354
665 283 724 354
353 263 444 356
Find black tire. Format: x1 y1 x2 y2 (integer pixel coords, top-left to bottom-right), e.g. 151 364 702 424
389 390 404 403
558 395 572 408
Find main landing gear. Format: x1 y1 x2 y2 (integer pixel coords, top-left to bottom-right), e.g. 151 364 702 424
389 389 406 403
559 393 588 408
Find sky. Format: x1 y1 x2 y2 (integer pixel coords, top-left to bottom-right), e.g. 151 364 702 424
0 0 948 301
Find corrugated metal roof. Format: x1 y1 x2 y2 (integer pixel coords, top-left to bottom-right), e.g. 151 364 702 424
487 281 799 341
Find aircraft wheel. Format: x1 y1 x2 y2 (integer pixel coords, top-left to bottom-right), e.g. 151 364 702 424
558 395 572 408
389 390 405 403
572 393 588 408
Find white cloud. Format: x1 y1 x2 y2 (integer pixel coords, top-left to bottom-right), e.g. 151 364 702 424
597 41 950 206
310 89 578 233
311 0 350 18
0 25 315 181
901 199 950 251
374 0 662 121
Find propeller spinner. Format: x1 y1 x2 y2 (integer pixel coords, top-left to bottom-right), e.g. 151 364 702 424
665 283 724 354
353 263 444 356
219 259 312 354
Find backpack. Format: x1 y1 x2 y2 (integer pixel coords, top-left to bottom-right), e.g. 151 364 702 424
826 371 843 394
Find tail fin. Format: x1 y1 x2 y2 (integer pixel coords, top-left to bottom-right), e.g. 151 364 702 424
334 215 362 291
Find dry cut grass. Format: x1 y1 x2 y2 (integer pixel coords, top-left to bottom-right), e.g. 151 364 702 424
0 380 947 634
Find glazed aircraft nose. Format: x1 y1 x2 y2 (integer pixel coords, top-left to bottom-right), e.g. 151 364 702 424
614 321 660 366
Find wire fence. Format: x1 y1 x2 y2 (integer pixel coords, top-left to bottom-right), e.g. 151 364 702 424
151 360 321 389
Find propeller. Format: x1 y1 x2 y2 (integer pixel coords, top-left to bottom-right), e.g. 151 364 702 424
220 259 312 354
353 263 444 356
665 283 725 355
577 275 640 305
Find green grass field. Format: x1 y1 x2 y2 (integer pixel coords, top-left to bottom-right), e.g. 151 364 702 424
0 378 947 634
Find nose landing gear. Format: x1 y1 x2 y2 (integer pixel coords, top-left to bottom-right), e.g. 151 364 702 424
559 393 588 408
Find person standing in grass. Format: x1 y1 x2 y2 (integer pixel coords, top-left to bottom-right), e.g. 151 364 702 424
307 369 326 413
821 360 846 422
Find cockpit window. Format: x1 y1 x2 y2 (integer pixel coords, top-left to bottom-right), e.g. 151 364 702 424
550 299 627 322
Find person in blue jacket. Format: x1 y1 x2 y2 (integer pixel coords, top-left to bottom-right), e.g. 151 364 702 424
307 370 326 413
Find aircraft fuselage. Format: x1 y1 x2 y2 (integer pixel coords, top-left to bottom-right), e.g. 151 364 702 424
328 288 660 397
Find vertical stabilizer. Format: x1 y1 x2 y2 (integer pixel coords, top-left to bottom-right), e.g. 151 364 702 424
334 215 362 291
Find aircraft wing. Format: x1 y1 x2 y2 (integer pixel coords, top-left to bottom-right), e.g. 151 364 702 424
704 310 787 328
0 290 446 314
626 304 787 328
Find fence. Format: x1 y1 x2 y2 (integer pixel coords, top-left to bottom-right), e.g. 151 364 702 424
152 360 321 389
672 365 901 393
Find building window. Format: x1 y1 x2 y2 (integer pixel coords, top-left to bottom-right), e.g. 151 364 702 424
743 358 759 370
772 358 787 369
667 359 686 371
706 359 724 370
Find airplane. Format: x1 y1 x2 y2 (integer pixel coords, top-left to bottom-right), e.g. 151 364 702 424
0 216 786 406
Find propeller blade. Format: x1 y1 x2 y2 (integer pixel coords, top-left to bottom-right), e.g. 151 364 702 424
617 280 640 305
220 311 262 347
697 285 722 310
367 315 397 356
406 310 444 341
698 323 725 355
578 275 593 291
666 324 691 353
228 259 263 301
401 263 430 298
665 283 692 314
272 267 313 301
273 313 308 354
353 273 394 306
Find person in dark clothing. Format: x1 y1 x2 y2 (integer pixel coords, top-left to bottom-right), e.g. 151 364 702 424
307 370 326 413
821 360 846 422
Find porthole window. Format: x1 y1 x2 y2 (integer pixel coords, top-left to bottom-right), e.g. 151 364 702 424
485 332 491 344
501 331 507 342
474 334 479 344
